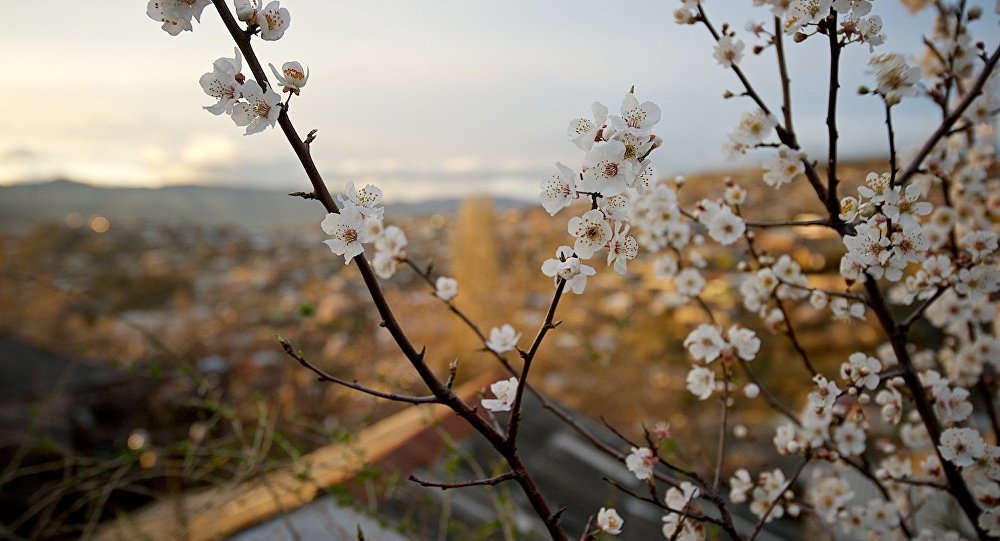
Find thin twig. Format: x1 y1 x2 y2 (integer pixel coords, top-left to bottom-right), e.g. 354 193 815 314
408 472 516 490
747 457 809 541
277 336 438 404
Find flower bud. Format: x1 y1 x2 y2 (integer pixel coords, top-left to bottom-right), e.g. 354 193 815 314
967 6 982 20
793 32 808 43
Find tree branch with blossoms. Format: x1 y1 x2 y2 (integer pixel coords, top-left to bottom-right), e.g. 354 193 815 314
144 0 1000 539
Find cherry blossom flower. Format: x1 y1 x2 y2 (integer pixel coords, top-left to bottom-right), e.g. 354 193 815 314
868 54 921 105
607 223 638 274
665 481 700 512
733 109 777 145
234 0 258 22
256 1 290 41
833 0 872 16
707 205 746 245
840 352 882 390
980 508 1000 537
435 276 458 301
882 184 933 230
938 427 986 467
567 102 608 151
727 325 760 361
321 206 366 264
147 0 194 35
541 246 596 294
687 365 716 400
960 230 998 260
625 446 656 480
232 83 282 135
200 49 244 115
608 92 661 137
580 141 635 196
730 469 753 503
684 324 726 363
338 182 384 218
743 383 760 399
785 0 833 34
539 162 578 216
675 268 706 298
714 35 745 68
808 375 841 414
567 209 612 259
481 377 518 412
661 513 705 541
269 61 309 94
486 324 521 354
596 507 623 535
834 422 866 457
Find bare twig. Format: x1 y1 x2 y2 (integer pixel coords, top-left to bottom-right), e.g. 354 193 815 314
277 336 439 404
408 472 516 490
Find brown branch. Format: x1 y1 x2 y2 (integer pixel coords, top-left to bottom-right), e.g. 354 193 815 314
744 218 830 228
277 336 438 404
863 278 987 539
208 3 568 538
884 100 898 185
738 359 802 427
713 365 730 491
899 286 948 330
506 279 567 447
773 296 819 377
898 43 1000 187
824 13 842 220
697 5 827 205
773 17 795 135
408 472 516 490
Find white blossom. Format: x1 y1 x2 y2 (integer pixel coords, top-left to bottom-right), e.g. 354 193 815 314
596 507 624 535
486 324 521 354
232 83 281 135
435 276 458 301
567 209 612 259
481 377 518 412
256 1 290 41
540 162 578 216
686 365 716 400
567 102 609 152
321 207 366 264
625 446 656 480
938 427 986 467
269 61 309 94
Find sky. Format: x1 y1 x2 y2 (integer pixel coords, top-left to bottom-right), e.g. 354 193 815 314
1 1 997 202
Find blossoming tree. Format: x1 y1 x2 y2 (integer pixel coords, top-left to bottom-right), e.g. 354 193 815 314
148 0 1000 538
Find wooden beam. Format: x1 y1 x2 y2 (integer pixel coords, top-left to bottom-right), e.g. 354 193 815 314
94 371 498 541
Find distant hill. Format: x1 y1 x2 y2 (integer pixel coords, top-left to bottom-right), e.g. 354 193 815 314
0 179 530 232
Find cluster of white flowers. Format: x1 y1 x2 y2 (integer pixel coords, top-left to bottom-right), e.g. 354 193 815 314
729 468 799 523
147 0 211 36
539 91 662 289
198 50 309 135
839 173 935 283
320 182 404 269
148 0 289 39
683 324 760 400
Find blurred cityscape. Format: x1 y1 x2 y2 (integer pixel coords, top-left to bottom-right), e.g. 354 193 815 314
0 168 887 539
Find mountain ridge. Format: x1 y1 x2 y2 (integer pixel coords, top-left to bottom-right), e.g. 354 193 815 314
0 179 530 232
